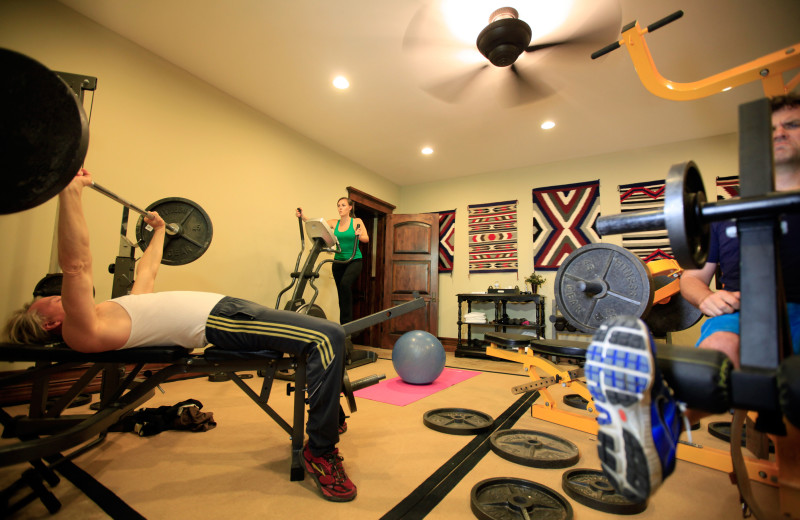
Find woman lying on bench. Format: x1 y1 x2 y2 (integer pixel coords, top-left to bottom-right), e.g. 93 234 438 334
4 169 356 503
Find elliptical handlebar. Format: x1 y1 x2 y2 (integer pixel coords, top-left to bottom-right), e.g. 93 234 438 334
274 213 309 310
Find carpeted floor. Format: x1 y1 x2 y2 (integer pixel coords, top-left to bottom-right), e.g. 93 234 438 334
0 348 782 519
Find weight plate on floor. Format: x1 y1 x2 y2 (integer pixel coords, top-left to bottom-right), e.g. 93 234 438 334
562 394 588 410
644 275 704 336
342 371 357 413
561 468 647 515
422 408 494 435
470 477 573 520
490 429 579 468
554 243 653 333
136 197 213 265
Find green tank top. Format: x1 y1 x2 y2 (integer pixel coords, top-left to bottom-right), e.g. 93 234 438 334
334 218 362 261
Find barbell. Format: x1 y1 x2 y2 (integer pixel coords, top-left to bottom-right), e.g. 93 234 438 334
1 47 213 265
596 161 800 269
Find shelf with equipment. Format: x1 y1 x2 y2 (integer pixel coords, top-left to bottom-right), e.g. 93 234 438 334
455 292 546 358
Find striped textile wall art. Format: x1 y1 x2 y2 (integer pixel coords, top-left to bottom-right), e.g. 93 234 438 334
532 180 600 270
716 175 740 200
467 200 518 274
437 209 456 273
618 179 672 262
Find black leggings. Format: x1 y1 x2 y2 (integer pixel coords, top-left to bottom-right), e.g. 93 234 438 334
331 259 362 324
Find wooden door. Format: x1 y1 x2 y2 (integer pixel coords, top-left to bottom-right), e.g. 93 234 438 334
380 213 439 348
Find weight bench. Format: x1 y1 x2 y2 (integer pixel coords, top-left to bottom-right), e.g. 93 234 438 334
484 333 597 434
0 342 310 515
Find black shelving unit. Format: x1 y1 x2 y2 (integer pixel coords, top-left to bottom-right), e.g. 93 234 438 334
455 293 546 358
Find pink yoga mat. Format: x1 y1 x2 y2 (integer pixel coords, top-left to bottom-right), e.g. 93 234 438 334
353 368 480 406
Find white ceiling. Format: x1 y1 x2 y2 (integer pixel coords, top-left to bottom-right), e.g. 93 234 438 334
57 0 800 186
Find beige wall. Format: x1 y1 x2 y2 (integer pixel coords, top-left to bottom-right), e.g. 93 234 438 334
1 0 735 356
0 0 399 351
397 133 739 345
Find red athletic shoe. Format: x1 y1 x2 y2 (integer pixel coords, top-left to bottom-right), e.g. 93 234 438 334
303 444 357 502
338 421 348 435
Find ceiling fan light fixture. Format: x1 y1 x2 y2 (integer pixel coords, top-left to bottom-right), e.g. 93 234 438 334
476 7 532 67
333 76 350 89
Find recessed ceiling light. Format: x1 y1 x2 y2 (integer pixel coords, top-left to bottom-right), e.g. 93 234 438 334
541 121 555 130
333 76 350 89
421 146 434 155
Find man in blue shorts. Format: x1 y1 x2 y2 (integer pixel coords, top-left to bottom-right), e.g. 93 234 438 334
585 93 800 502
680 94 800 367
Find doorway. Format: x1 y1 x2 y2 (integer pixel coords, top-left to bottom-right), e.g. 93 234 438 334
347 187 394 347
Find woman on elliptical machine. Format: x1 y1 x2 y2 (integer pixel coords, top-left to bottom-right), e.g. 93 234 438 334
296 197 369 324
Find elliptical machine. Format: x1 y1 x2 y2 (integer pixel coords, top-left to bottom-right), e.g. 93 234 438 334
276 213 377 368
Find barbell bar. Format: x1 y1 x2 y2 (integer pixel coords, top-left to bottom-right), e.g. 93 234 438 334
596 161 800 268
90 182 179 235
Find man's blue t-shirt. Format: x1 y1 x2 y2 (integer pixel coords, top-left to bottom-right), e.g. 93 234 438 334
706 213 800 302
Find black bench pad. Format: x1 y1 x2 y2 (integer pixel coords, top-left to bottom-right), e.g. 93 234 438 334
0 343 189 363
484 333 589 359
0 343 287 364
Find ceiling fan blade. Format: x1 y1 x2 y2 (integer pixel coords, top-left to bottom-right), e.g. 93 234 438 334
499 64 554 107
523 0 622 57
402 2 466 52
525 42 563 53
423 64 489 103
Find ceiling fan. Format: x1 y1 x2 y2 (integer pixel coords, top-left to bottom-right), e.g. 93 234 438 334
403 2 621 106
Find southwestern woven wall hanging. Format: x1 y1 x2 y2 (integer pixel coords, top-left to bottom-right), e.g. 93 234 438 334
467 200 518 274
618 179 673 262
436 209 456 273
532 181 600 270
716 175 740 200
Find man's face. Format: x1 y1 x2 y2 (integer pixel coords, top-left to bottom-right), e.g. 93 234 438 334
773 105 800 166
29 295 65 330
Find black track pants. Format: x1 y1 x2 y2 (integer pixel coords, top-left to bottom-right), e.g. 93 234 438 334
205 297 345 455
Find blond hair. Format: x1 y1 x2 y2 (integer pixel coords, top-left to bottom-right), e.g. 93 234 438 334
4 301 54 344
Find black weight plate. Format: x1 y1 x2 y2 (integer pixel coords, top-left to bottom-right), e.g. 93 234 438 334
342 371 357 414
708 421 742 445
554 243 654 333
33 273 63 298
1 48 89 215
490 429 579 468
471 477 573 520
707 421 774 452
664 161 709 269
561 468 647 515
562 394 588 410
422 408 494 435
645 275 704 336
136 197 213 265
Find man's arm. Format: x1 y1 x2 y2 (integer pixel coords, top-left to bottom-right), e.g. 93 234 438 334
680 261 741 317
130 212 166 294
58 169 101 343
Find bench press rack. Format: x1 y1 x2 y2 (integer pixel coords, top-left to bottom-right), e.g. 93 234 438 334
0 297 425 515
